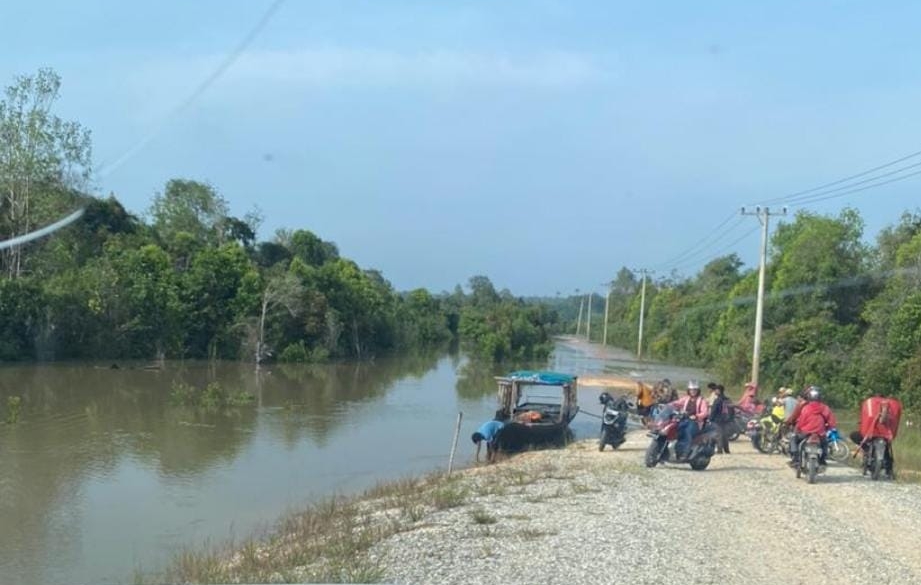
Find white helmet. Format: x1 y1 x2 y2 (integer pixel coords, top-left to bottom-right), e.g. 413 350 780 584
687 380 700 392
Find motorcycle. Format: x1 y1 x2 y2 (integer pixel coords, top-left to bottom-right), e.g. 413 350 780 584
852 433 895 480
826 428 850 463
598 392 629 451
747 412 786 454
793 433 825 484
644 405 717 471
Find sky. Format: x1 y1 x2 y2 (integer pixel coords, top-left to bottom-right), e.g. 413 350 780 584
3 0 921 295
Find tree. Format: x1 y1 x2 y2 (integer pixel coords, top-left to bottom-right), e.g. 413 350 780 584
149 179 229 252
180 244 252 359
251 270 303 365
0 68 92 277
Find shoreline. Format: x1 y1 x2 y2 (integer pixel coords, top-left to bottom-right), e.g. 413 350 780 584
148 429 921 585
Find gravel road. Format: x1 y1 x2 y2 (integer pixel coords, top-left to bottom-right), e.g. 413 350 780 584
373 429 921 585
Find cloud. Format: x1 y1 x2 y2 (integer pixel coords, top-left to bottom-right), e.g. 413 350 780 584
219 47 609 89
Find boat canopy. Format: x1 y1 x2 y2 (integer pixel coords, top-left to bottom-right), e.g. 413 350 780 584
500 371 577 386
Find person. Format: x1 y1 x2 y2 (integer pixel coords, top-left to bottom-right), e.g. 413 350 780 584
737 381 760 416
635 381 656 425
785 385 837 467
708 383 732 454
471 413 506 464
781 387 797 420
850 392 902 476
669 380 710 459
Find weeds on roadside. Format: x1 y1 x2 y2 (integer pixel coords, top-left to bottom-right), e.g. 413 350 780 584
432 484 468 509
469 508 498 525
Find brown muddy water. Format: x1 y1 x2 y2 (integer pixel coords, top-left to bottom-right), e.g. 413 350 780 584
0 340 720 584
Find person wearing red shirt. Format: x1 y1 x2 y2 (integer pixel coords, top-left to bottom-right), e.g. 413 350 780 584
785 385 837 466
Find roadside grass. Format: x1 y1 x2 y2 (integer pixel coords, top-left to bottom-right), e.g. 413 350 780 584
139 439 638 583
469 507 498 525
520 527 558 540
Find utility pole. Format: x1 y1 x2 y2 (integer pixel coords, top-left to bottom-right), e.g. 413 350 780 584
635 269 653 359
602 284 611 346
741 205 786 389
586 293 593 341
576 295 584 335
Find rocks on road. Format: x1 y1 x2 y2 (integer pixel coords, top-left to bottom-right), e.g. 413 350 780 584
374 429 921 585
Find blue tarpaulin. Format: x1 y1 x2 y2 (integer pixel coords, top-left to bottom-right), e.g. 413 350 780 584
502 371 576 385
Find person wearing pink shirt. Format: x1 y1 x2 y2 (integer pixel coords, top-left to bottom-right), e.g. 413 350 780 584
669 380 710 458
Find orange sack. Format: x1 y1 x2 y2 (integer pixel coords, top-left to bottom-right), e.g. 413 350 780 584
859 396 902 442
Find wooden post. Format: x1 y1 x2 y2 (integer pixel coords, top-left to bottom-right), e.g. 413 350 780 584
447 411 463 474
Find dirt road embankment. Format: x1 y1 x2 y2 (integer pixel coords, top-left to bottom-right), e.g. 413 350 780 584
375 431 921 585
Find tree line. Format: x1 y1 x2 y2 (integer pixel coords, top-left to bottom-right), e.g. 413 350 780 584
0 69 557 363
586 207 921 409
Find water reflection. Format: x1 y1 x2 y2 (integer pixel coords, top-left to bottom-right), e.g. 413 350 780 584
0 352 456 585
0 340 723 585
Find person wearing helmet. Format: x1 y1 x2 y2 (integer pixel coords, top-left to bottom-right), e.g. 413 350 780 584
785 385 837 467
669 380 710 459
780 387 798 420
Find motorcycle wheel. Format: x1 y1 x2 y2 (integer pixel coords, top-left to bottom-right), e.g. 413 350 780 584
829 439 849 463
807 457 818 484
871 439 886 481
689 456 710 471
645 440 661 468
755 429 776 454
727 421 741 442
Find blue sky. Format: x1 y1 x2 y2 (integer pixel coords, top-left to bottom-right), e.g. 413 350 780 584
3 0 921 295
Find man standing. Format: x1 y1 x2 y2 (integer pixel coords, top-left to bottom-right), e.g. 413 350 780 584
708 383 732 455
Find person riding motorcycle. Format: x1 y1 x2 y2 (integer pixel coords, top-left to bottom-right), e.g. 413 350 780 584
669 380 710 459
785 385 837 467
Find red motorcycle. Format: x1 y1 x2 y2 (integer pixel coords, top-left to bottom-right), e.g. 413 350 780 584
644 405 717 471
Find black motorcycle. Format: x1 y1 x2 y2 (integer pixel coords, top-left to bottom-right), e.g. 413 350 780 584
598 392 629 451
793 433 825 484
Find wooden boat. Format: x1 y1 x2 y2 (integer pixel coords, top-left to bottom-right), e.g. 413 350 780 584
493 370 579 452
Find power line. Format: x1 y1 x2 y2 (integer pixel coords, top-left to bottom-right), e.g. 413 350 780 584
758 147 921 206
657 217 750 272
97 0 287 177
786 167 921 208
649 210 739 270
669 224 760 273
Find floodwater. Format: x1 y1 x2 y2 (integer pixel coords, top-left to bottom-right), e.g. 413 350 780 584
0 339 708 584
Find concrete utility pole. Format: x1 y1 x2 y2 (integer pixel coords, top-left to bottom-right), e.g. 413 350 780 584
635 269 652 359
586 293 593 341
741 205 786 388
576 295 584 335
602 284 611 346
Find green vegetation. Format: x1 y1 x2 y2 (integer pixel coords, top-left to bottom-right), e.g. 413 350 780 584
5 396 21 424
169 381 254 409
588 208 921 408
0 69 557 364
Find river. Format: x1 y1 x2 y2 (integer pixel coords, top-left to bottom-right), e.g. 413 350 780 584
0 338 729 584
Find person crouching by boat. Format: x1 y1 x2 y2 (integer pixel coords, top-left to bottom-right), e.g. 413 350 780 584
472 412 506 464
